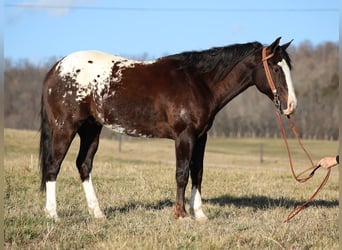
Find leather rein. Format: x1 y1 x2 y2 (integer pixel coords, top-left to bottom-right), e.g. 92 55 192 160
261 47 331 222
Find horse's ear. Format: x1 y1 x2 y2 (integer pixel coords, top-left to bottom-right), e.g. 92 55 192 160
267 37 281 54
281 39 293 50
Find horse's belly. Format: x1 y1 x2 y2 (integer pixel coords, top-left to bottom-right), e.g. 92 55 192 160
96 98 172 138
103 123 154 138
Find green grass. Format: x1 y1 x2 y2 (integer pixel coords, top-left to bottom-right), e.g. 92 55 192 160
4 129 339 249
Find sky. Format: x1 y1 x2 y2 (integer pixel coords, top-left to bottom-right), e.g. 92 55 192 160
4 0 340 64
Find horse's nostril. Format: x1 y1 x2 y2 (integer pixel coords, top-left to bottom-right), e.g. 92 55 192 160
283 101 296 115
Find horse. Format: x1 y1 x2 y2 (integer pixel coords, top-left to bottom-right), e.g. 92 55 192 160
40 37 297 221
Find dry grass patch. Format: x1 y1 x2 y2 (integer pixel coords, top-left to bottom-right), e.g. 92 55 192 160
4 129 338 249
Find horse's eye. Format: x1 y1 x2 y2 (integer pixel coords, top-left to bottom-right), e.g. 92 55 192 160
273 66 280 73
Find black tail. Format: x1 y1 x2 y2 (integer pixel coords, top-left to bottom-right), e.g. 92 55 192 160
39 80 52 192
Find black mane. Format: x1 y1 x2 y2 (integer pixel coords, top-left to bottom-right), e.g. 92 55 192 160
162 42 263 81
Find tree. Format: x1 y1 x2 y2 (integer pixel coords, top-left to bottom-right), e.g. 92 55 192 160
4 42 338 139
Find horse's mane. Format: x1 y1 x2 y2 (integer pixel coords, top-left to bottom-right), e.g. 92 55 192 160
162 42 263 81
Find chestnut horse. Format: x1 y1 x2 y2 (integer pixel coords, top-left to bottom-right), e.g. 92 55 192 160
40 37 296 220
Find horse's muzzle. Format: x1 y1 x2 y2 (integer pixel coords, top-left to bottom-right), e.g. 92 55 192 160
283 101 296 115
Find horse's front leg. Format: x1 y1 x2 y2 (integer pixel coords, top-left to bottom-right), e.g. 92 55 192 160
189 133 208 221
174 131 195 219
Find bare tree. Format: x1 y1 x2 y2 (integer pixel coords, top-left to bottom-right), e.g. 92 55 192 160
4 42 338 139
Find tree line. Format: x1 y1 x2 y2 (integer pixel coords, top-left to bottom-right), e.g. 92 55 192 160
4 41 338 140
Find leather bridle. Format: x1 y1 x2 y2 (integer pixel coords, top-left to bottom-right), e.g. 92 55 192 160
261 47 331 222
262 47 281 113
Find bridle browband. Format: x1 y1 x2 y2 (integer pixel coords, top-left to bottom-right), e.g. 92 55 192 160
261 47 331 223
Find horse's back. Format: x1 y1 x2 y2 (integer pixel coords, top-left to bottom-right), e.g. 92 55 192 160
54 50 140 85
43 50 141 104
56 50 141 74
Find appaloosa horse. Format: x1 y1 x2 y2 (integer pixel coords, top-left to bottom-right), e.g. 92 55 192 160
40 37 296 220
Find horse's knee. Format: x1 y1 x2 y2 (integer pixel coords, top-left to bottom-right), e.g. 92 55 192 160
77 162 91 181
176 167 190 186
45 163 61 182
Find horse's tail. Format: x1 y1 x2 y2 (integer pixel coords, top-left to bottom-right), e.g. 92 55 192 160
39 68 55 192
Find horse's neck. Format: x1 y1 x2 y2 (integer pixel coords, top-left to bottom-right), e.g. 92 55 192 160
210 56 256 112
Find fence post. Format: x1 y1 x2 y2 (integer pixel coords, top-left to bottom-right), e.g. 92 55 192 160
118 134 122 153
260 143 264 164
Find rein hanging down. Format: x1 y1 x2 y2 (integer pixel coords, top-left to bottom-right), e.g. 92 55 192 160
261 47 331 222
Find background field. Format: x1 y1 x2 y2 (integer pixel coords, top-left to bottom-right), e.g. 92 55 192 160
4 129 339 249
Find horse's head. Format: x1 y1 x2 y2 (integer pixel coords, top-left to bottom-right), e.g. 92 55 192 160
253 37 297 116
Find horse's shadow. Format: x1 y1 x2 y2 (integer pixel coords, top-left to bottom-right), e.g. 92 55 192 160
204 195 339 209
104 195 338 217
104 199 174 216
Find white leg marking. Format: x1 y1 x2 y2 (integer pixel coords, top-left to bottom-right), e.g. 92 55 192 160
190 187 208 221
278 59 297 114
45 181 58 220
82 175 105 219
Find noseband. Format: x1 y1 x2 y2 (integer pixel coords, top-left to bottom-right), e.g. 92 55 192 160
261 47 281 113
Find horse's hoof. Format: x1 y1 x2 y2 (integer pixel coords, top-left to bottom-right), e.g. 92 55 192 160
94 213 106 220
177 216 193 222
89 208 106 219
190 208 208 222
193 215 208 222
44 208 59 221
45 211 59 222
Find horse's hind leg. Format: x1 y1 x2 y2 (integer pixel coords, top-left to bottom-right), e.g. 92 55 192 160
43 127 77 220
76 118 104 219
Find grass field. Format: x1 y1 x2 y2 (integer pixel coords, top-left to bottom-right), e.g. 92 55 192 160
4 128 339 249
